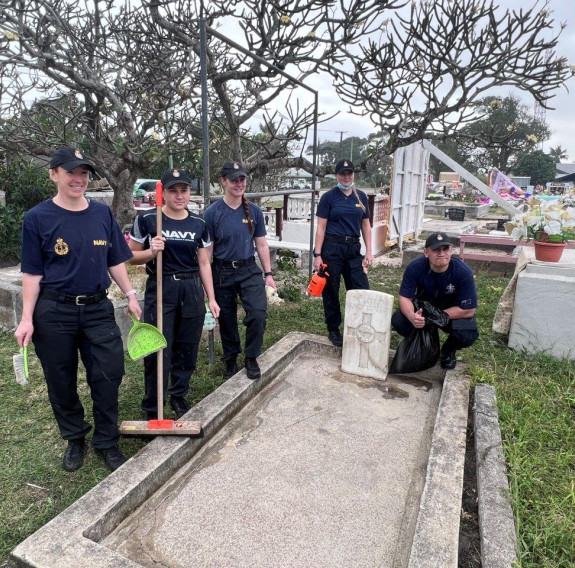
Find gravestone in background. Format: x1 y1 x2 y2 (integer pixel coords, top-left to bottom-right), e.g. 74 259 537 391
342 289 394 380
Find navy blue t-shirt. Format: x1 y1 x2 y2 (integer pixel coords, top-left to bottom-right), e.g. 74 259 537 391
316 186 370 237
203 199 266 260
130 210 210 276
21 199 132 295
399 257 477 310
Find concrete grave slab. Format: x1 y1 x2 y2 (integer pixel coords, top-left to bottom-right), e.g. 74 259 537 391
10 333 469 568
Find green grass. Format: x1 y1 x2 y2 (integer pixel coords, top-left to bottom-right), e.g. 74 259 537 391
1 265 574 567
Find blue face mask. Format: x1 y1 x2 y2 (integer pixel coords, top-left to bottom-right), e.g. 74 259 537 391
337 182 355 191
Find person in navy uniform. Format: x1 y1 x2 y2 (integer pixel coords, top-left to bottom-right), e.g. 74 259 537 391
391 232 479 369
203 161 276 381
14 147 142 472
128 168 220 419
313 159 373 346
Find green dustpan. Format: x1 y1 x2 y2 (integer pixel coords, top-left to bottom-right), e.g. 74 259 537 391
127 314 167 361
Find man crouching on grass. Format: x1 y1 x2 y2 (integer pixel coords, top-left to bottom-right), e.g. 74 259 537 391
391 232 479 369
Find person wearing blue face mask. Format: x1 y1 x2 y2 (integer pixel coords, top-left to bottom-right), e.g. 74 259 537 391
312 159 373 346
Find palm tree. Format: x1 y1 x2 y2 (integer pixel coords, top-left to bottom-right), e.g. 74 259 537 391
548 145 569 163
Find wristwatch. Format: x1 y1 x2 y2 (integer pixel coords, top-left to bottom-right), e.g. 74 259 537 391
264 271 273 277
313 251 321 257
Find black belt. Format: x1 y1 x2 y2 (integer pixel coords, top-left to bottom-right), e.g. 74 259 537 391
40 288 107 306
163 272 198 280
213 257 256 269
325 233 360 244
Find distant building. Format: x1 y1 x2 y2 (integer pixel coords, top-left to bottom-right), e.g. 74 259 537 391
510 176 530 189
555 163 575 179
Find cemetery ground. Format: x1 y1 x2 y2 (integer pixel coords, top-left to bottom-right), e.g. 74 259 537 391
0 263 573 568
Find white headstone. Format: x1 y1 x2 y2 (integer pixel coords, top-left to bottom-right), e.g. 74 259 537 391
509 249 575 360
342 289 394 380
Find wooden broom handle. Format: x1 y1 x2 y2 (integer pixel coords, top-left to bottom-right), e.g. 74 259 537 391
155 182 164 420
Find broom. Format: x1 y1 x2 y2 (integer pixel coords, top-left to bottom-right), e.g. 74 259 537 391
120 181 201 437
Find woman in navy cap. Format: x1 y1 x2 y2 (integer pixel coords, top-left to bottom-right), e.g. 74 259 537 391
128 168 220 419
313 159 373 346
14 147 142 473
203 161 276 381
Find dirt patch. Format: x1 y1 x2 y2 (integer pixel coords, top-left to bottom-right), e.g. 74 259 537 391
458 390 481 567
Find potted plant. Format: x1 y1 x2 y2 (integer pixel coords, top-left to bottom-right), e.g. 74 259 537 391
505 196 575 261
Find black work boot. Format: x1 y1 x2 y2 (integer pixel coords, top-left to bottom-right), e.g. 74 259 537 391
144 410 158 421
96 446 127 472
223 358 238 380
62 438 86 472
170 397 189 419
245 357 261 380
328 329 343 347
440 351 457 370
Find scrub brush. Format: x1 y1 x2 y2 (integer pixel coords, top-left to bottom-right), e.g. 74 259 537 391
13 345 29 386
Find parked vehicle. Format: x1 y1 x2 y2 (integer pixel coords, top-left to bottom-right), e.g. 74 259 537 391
133 179 159 198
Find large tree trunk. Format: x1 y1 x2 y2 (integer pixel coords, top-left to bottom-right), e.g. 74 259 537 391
109 169 138 228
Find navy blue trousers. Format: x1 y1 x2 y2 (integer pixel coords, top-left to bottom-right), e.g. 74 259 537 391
33 296 124 449
212 261 267 362
142 275 205 413
321 238 369 332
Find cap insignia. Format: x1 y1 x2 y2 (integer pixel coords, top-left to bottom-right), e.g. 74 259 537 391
74 149 83 159
173 169 180 177
233 162 239 169
343 161 349 167
437 234 443 241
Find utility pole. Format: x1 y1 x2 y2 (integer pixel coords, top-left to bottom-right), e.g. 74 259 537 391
336 131 347 159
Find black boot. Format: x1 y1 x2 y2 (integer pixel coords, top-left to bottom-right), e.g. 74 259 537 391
223 358 238 380
245 357 261 380
328 329 343 347
440 351 457 370
96 446 127 472
62 438 85 472
170 397 189 419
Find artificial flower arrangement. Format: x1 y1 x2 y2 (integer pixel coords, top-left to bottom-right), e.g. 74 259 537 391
505 196 575 243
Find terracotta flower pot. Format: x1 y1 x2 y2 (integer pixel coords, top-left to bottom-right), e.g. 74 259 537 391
533 240 566 262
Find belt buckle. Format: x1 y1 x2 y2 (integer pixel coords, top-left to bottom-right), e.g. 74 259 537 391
171 274 181 281
345 236 352 243
231 260 239 268
75 295 88 305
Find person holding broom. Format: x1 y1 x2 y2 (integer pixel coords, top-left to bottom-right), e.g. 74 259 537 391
14 147 142 473
203 161 276 381
128 168 220 420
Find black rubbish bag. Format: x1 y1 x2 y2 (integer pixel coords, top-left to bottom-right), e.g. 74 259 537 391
416 300 449 328
389 300 445 374
388 325 440 374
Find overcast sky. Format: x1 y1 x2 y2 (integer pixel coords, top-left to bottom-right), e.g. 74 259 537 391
303 0 575 162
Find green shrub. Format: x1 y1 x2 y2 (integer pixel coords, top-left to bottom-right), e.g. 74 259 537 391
277 250 298 272
0 161 55 211
277 285 302 302
0 161 55 265
0 206 26 265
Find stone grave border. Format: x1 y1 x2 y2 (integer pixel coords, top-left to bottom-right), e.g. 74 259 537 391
11 332 469 568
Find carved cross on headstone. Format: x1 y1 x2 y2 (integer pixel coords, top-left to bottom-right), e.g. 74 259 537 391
342 290 394 380
346 312 388 369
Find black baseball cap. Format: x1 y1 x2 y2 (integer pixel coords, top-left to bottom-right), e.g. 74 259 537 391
335 159 355 174
425 232 453 250
221 161 247 181
49 147 96 174
161 168 193 189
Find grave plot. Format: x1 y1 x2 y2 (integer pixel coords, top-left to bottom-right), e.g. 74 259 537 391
11 296 469 568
